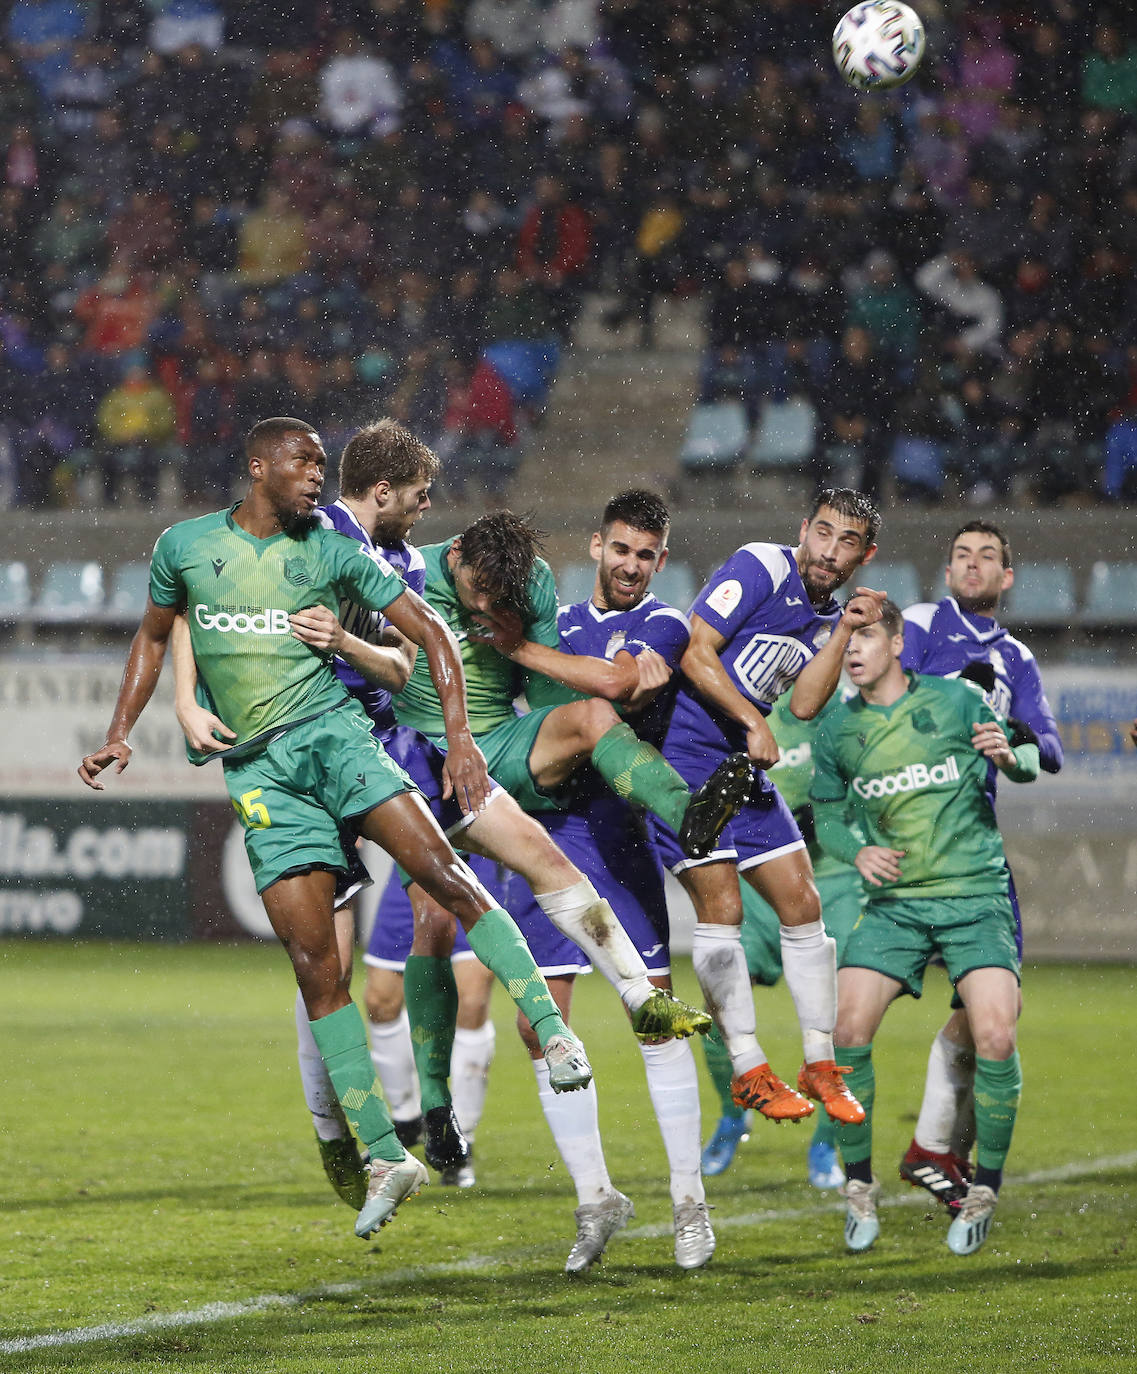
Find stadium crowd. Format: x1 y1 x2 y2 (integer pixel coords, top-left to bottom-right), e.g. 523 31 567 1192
2 0 1136 508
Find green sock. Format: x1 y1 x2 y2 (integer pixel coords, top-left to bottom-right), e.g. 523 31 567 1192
834 1043 874 1168
974 1052 1022 1173
590 721 690 833
465 907 568 1049
403 955 458 1114
702 1024 744 1119
309 1002 401 1162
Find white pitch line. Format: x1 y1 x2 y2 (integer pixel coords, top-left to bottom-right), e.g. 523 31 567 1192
4 1151 1135 1355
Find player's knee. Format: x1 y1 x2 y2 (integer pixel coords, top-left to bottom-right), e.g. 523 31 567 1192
973 1023 1017 1062
577 695 620 749
364 971 404 1024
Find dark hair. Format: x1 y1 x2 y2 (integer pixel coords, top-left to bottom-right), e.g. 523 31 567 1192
808 487 881 548
455 511 546 621
878 597 904 637
245 416 316 459
600 488 670 537
339 418 439 497
950 519 1011 568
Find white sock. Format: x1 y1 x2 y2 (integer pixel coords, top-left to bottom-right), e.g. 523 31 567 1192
295 988 343 1140
536 881 654 1011
639 1038 705 1207
691 923 764 1075
368 1007 422 1125
779 920 837 1063
915 1030 977 1155
532 1056 613 1206
450 1021 496 1139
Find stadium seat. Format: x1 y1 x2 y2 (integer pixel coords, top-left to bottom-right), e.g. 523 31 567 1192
748 396 817 470
1083 561 1137 626
679 401 749 470
863 561 921 608
32 561 105 620
0 561 30 619
103 561 152 623
650 560 697 610
1000 561 1076 627
556 562 596 606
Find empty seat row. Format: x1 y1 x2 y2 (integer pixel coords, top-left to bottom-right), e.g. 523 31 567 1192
1 557 1132 630
0 561 151 625
680 398 816 471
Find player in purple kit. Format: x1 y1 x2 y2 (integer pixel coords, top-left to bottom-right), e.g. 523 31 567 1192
473 489 715 1271
656 490 886 1126
897 519 1063 1207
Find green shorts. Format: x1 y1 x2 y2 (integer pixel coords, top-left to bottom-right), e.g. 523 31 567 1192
468 706 563 815
840 892 1020 999
740 863 865 986
224 702 418 893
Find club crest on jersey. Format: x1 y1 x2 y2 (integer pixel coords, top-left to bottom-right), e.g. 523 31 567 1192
853 755 961 799
910 707 938 735
283 557 312 587
813 626 832 650
605 631 627 659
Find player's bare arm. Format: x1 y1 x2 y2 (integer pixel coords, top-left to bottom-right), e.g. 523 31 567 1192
78 597 179 789
170 613 236 754
382 587 491 814
789 587 887 719
289 604 417 693
471 604 660 706
681 613 780 768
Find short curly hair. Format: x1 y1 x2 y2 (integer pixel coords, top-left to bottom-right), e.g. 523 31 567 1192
454 511 546 622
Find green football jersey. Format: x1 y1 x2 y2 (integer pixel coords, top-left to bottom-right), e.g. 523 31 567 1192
810 673 1033 899
394 539 564 738
150 506 408 763
765 693 855 880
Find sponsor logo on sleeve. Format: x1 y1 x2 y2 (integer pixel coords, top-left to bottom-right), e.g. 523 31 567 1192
706 579 743 617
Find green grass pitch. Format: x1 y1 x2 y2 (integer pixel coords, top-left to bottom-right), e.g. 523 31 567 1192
1 942 1134 1374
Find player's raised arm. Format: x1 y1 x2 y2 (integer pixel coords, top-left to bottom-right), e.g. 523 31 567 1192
382 586 491 814
472 605 650 704
681 613 780 769
78 597 179 789
789 586 887 719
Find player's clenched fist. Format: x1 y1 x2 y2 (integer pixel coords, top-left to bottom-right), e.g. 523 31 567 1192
840 586 887 630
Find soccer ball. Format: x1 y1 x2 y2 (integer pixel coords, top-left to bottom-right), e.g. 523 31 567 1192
832 1 926 92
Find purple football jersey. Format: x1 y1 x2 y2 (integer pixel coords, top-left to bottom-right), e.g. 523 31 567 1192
317 499 425 730
901 597 1062 774
670 542 843 755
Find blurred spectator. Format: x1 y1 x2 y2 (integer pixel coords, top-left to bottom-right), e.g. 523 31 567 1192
815 326 893 499
437 357 520 502
465 0 542 62
620 187 687 349
74 267 159 357
846 250 922 372
148 2 225 56
516 174 592 339
236 186 309 285
318 29 402 138
915 248 1003 358
94 361 181 503
1102 412 1137 501
1082 22 1137 114
181 355 236 505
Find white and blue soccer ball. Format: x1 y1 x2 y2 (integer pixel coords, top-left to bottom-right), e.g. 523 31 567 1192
832 1 926 92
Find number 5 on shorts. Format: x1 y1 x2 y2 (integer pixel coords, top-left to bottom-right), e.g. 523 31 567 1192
234 787 271 830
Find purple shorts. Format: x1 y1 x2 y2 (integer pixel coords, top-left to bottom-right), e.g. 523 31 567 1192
379 724 504 837
363 852 506 970
505 802 670 976
653 740 805 875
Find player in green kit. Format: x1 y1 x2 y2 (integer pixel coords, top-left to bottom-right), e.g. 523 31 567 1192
78 418 592 1242
699 693 865 1189
809 601 1038 1256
